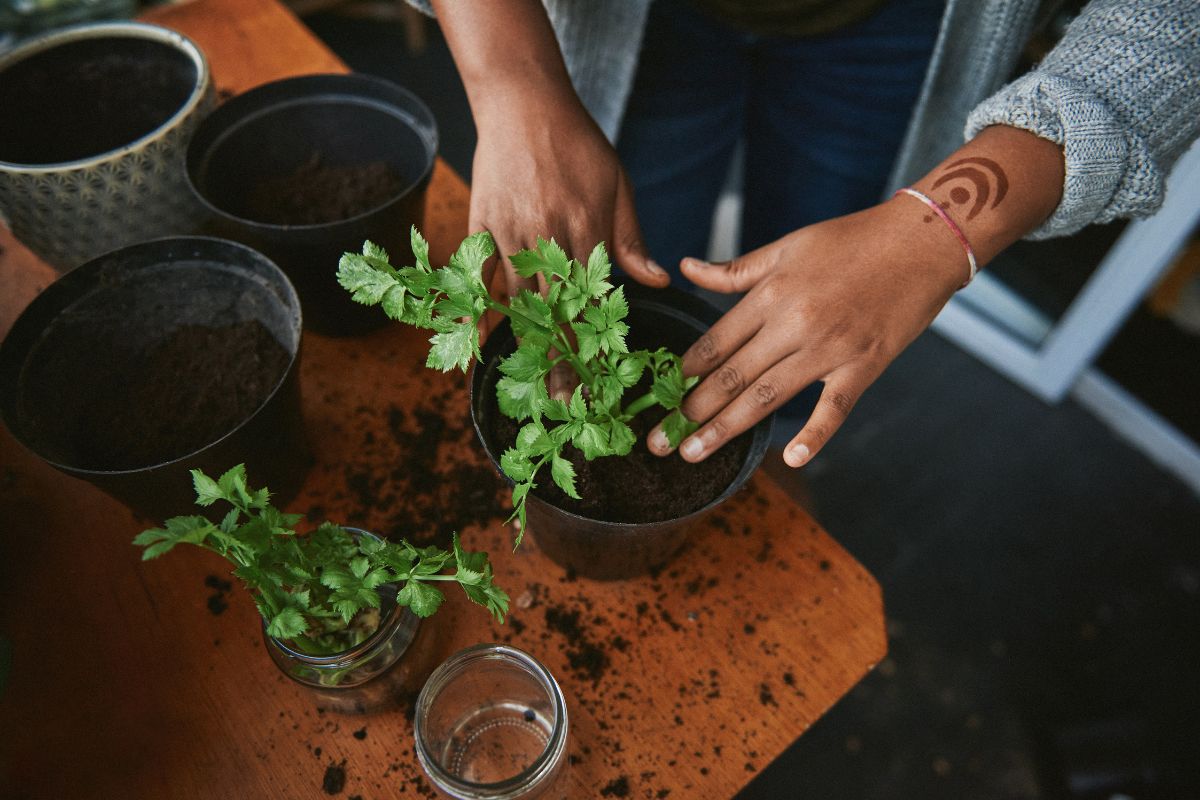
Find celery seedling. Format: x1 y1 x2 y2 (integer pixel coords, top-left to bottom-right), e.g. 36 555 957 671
337 228 699 545
133 465 508 656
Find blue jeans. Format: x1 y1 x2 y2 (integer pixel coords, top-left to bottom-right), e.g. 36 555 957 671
616 0 943 433
617 0 945 275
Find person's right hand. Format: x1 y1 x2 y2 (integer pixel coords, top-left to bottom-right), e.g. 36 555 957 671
470 99 670 306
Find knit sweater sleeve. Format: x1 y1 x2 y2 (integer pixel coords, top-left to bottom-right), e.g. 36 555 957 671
965 0 1200 239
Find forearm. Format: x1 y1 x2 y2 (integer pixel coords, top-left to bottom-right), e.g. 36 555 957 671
429 0 585 126
965 0 1200 237
893 124 1065 284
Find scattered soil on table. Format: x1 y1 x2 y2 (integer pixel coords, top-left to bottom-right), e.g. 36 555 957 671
27 320 290 470
493 406 751 524
322 761 346 794
545 603 610 683
243 152 407 226
0 38 196 164
338 399 508 548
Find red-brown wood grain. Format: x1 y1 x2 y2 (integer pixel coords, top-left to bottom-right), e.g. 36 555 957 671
0 0 886 796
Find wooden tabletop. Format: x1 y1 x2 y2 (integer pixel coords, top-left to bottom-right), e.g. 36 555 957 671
0 0 886 797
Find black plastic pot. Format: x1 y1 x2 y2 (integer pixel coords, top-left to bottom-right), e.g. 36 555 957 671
185 73 438 336
0 237 309 520
470 283 772 580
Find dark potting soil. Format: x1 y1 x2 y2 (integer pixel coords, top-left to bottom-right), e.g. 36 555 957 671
242 153 407 226
40 320 290 470
493 407 752 524
0 38 196 164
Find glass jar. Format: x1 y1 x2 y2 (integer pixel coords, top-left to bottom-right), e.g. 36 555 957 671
415 644 569 800
263 528 421 714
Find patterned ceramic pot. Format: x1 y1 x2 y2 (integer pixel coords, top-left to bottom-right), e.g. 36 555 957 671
0 22 214 271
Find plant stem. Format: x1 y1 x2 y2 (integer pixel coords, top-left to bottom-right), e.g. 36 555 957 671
552 327 594 384
620 391 659 420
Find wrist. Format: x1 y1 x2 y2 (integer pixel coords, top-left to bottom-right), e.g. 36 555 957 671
908 125 1064 267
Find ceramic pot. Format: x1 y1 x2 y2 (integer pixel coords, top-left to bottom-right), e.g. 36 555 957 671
470 283 772 580
185 73 438 336
0 236 308 520
0 22 214 270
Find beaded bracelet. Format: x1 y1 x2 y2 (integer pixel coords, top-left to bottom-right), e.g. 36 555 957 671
894 187 978 288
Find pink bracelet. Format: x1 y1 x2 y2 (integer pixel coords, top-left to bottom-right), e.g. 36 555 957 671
894 187 978 288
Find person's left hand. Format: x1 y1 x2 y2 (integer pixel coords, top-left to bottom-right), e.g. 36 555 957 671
647 201 967 467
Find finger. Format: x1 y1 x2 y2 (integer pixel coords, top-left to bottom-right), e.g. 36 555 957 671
680 245 777 294
679 327 798 427
612 174 669 287
679 294 766 378
547 361 579 402
672 350 815 463
781 372 870 468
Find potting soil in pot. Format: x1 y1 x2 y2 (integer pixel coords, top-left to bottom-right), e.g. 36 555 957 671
21 320 290 470
494 410 753 524
0 38 196 164
240 152 408 226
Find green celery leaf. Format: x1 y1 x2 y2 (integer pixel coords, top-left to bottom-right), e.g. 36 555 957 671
362 240 390 266
266 607 308 640
217 464 250 507
539 397 570 423
448 231 495 287
452 533 486 585
608 419 636 456
337 252 401 306
661 408 700 448
500 448 535 482
397 581 445 617
381 284 408 321
582 242 614 298
499 343 553 383
411 225 431 271
191 469 223 506
497 375 547 420
516 421 555 456
508 289 554 340
614 352 646 388
319 565 354 590
509 237 570 280
651 361 689 409
550 455 580 499
427 321 478 373
567 385 588 420
573 422 612 460
571 321 600 363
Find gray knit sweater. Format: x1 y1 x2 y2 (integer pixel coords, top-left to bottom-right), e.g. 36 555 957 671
411 0 1200 240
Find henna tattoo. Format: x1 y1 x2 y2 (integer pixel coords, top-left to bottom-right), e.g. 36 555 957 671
927 157 1010 221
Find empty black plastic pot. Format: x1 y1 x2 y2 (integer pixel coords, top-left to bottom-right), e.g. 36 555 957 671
0 237 309 521
470 283 772 580
185 73 438 336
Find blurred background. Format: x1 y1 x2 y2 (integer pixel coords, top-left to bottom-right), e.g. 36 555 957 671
4 1 1198 798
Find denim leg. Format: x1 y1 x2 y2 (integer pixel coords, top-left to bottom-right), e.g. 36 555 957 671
617 0 750 285
741 0 944 251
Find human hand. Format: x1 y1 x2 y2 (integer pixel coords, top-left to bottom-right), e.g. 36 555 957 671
471 102 670 396
470 102 669 302
647 201 968 468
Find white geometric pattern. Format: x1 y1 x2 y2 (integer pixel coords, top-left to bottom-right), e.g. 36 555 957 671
0 87 215 270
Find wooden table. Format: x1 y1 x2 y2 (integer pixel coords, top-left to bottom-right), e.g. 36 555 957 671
0 0 886 797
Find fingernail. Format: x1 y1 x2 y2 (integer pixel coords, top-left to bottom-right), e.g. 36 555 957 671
646 259 665 276
785 443 810 468
650 428 670 452
681 437 703 460
684 257 713 270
